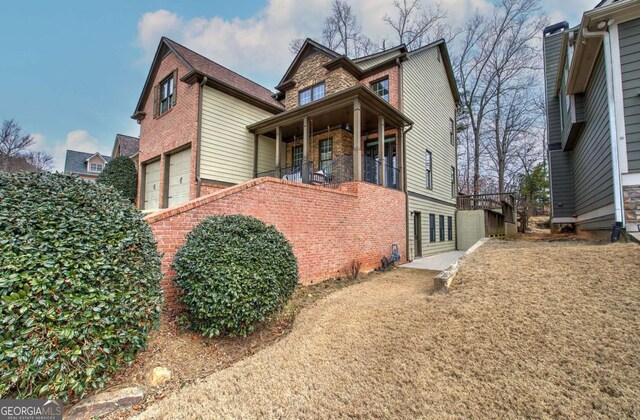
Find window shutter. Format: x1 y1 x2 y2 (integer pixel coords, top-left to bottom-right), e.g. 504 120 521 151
153 85 159 118
171 69 178 106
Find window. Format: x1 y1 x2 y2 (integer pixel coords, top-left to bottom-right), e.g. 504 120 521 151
450 118 455 145
429 214 436 242
158 73 175 115
451 166 456 198
90 163 103 172
293 145 303 168
370 78 389 102
447 216 453 241
319 138 333 174
439 215 445 241
299 82 325 105
425 150 433 190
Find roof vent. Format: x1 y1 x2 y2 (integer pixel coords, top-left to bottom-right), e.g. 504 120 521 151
543 21 569 36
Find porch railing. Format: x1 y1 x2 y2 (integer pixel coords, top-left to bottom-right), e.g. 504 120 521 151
362 155 399 189
456 193 515 211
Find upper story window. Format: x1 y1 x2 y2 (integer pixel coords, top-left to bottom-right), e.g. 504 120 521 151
450 118 455 145
425 150 433 190
90 163 103 172
451 166 456 198
157 72 176 116
299 82 325 105
371 78 389 102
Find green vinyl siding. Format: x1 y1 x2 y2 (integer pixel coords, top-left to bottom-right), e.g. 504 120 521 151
619 18 640 172
200 86 276 184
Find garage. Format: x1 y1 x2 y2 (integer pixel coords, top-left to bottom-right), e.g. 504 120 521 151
143 160 161 210
167 148 191 208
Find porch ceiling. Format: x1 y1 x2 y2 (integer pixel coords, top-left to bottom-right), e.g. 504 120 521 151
247 85 413 139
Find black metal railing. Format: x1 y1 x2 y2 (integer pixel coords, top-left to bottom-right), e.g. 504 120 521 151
320 154 353 188
362 155 380 185
384 163 399 189
456 193 515 210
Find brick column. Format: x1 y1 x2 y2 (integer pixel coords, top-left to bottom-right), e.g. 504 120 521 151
353 99 362 181
378 116 385 187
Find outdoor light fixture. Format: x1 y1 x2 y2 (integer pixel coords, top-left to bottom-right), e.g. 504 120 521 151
597 20 607 29
345 123 352 132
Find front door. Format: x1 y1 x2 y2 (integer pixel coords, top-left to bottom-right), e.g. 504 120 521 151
414 212 422 258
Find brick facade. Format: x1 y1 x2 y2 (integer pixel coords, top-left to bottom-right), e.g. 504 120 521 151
624 185 640 232
136 51 200 209
360 65 400 110
145 178 406 310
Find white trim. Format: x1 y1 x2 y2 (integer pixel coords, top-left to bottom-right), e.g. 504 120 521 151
622 172 640 186
577 203 615 222
552 217 576 223
609 23 629 174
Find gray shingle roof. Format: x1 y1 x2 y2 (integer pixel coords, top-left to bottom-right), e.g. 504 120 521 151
114 134 139 157
64 150 111 175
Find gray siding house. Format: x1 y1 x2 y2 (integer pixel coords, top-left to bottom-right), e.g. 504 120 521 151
543 0 640 237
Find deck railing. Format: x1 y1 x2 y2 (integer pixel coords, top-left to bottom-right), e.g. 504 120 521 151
456 193 515 211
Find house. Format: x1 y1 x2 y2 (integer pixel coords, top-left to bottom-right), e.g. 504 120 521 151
63 150 111 182
131 36 458 306
543 0 640 239
111 133 140 169
132 37 458 256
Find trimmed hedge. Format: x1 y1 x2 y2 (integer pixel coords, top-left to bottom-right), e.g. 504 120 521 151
0 172 162 401
173 215 298 337
96 156 138 203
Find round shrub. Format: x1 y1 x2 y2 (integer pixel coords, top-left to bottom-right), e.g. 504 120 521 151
96 156 138 203
0 172 162 401
173 215 298 337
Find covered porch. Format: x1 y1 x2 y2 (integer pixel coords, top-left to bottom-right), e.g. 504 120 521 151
247 85 413 189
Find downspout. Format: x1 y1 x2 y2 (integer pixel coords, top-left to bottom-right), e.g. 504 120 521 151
402 123 414 261
582 26 624 228
196 76 208 197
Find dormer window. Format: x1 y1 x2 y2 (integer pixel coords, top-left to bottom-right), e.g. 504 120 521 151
371 78 389 102
299 82 325 105
90 163 103 172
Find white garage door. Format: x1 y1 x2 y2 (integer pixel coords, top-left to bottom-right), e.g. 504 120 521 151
144 160 161 210
167 148 191 208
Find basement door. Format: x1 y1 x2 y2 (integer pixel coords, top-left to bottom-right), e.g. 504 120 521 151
143 160 161 210
167 148 191 208
414 212 422 258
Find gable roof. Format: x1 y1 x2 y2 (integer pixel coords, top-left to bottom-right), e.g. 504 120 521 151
276 39 341 90
132 37 283 120
112 134 139 158
64 150 111 176
407 39 460 104
352 45 407 71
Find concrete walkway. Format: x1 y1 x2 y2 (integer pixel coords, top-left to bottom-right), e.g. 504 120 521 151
401 250 466 271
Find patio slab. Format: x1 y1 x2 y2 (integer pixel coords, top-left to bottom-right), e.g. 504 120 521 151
401 250 466 271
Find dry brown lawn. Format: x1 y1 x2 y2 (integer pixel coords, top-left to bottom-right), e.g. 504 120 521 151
136 239 640 419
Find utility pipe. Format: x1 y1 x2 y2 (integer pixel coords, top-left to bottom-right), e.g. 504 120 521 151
582 25 625 227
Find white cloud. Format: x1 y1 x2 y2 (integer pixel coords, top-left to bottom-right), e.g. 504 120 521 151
136 0 491 88
29 133 46 151
52 130 110 172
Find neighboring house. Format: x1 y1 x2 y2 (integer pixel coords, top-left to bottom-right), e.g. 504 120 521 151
543 0 640 238
64 150 111 182
132 36 458 259
111 133 140 169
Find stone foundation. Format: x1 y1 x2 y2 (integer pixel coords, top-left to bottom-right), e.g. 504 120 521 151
623 185 640 232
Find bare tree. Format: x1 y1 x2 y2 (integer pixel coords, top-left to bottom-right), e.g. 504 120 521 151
383 0 454 50
454 0 546 195
24 151 54 172
322 0 375 57
1 119 35 172
289 38 306 55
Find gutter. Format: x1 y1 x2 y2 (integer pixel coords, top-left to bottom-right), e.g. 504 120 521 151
196 76 208 197
402 123 414 261
582 26 624 227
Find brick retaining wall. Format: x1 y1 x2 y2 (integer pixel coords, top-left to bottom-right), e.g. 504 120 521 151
145 178 406 309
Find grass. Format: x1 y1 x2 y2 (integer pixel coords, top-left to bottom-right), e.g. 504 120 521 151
135 239 640 419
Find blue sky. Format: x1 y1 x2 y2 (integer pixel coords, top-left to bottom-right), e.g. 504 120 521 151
0 0 587 170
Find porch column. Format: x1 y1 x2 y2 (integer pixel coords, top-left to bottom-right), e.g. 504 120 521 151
253 134 259 177
303 117 310 183
378 116 385 187
353 99 362 181
275 126 282 177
